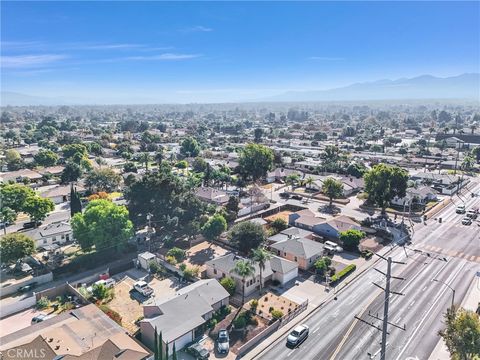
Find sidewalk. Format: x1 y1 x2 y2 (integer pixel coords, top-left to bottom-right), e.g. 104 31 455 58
428 272 480 360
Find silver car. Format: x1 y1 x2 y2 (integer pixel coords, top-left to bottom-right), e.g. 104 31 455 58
216 329 229 354
286 324 309 347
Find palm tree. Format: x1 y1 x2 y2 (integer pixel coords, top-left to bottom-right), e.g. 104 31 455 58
251 248 272 294
230 260 255 305
285 173 300 191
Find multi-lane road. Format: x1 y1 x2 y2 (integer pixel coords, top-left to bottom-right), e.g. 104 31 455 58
255 182 480 360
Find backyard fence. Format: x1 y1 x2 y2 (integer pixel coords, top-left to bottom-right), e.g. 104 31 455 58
279 299 309 326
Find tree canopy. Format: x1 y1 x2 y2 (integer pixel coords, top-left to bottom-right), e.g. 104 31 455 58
364 164 408 212
125 165 206 236
85 167 122 192
322 178 344 206
439 308 480 360
180 137 201 157
229 221 266 254
239 143 274 181
201 213 227 242
0 233 35 264
34 149 59 167
339 229 365 252
71 199 133 251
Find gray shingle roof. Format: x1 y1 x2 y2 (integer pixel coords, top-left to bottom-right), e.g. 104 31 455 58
270 237 324 259
270 256 298 274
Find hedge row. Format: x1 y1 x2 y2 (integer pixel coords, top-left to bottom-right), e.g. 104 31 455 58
331 264 356 283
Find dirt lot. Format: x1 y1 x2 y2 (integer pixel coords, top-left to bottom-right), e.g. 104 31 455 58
264 210 292 224
252 292 298 320
183 241 230 272
108 276 182 334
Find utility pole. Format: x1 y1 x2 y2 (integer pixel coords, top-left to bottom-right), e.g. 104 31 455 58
356 254 406 360
146 213 153 252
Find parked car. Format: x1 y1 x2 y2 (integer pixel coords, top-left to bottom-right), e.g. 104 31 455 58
466 209 478 219
279 192 290 199
216 329 230 354
462 217 472 225
133 281 153 297
456 205 466 214
291 194 302 201
23 221 41 229
286 324 309 348
31 313 51 324
18 282 37 293
186 343 210 359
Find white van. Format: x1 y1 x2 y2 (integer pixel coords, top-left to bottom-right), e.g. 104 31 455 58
324 241 343 253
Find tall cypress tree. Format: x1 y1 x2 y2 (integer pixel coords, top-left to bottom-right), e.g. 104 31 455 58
158 331 163 360
165 342 169 360
70 185 82 217
154 327 159 360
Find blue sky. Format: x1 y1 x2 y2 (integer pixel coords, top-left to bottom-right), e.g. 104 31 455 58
1 1 479 103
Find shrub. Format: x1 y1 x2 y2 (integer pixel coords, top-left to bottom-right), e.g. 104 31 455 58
148 260 160 274
36 296 50 309
208 318 218 329
166 247 186 262
269 306 274 313
179 263 187 272
233 316 247 329
220 276 236 295
250 299 259 311
165 255 177 265
271 309 283 320
98 305 122 325
183 266 200 279
330 264 356 283
339 229 366 252
92 283 112 301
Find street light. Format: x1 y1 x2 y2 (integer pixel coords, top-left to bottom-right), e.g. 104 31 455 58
433 278 455 310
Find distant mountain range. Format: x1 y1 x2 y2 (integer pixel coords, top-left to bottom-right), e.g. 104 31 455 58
1 73 479 106
263 73 480 102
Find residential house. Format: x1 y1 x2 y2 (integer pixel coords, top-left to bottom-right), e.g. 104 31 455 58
267 227 315 244
392 186 438 207
288 209 327 232
269 236 324 270
266 168 302 183
25 221 73 248
312 215 362 240
205 253 298 296
195 187 230 206
0 304 151 360
0 169 42 184
39 184 85 204
140 279 229 354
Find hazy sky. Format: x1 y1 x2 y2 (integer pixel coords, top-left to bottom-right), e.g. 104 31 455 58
1 1 479 103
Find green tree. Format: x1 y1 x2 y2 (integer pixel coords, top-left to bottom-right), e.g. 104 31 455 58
85 167 122 192
239 143 274 181
5 149 23 170
0 233 35 264
346 163 367 178
314 256 332 274
220 276 236 295
270 218 288 234
61 162 82 184
439 308 480 360
125 167 206 235
71 199 133 251
192 157 208 173
62 143 88 160
201 213 227 242
180 137 200 157
34 149 59 167
175 160 188 169
314 132 328 141
70 185 82 217
172 342 177 360
321 145 341 171
339 229 365 252
23 196 54 224
0 183 35 213
254 128 264 143
1 207 16 234
285 173 300 191
251 247 272 293
322 178 344 207
364 164 408 213
229 221 266 254
230 259 255 305
92 283 111 301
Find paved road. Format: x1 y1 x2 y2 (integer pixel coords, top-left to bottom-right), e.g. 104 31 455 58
256 182 480 360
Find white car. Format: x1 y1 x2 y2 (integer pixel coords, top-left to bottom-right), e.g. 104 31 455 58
133 281 153 297
286 324 309 347
456 205 466 214
462 217 472 225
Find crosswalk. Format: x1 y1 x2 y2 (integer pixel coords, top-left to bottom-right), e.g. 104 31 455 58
416 243 480 263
